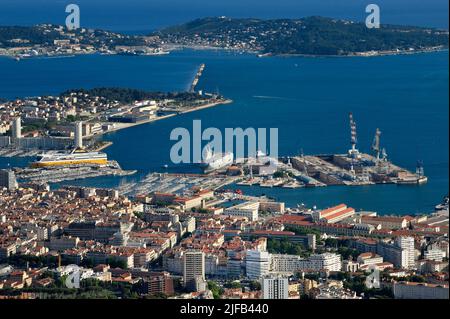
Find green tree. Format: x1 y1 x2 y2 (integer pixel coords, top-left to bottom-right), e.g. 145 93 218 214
207 281 223 299
224 281 242 289
249 280 261 291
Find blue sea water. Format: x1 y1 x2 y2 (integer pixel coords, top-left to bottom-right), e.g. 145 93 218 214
0 49 448 215
0 0 448 31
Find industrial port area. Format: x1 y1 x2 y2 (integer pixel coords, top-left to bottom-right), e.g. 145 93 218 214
212 113 428 190
93 112 430 203
234 149 427 189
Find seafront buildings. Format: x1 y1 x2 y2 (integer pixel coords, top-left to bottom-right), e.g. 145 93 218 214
0 24 167 59
0 89 225 155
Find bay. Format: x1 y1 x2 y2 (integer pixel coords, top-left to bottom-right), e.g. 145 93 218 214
0 49 448 215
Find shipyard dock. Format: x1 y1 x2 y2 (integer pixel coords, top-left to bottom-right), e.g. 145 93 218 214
287 152 426 186
234 113 427 188
231 151 427 190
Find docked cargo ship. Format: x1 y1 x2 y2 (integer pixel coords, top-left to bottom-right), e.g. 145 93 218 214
199 146 233 172
31 150 108 168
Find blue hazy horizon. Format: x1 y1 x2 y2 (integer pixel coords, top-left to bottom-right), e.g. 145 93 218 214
0 0 448 32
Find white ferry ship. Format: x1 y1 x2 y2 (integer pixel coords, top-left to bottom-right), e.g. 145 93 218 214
200 146 233 172
31 150 108 168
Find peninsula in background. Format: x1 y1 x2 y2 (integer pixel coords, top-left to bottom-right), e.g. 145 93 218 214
1 16 448 59
156 16 449 56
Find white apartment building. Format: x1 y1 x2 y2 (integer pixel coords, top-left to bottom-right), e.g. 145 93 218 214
224 201 259 221
262 276 289 299
299 253 342 272
356 253 384 266
205 253 219 276
377 237 417 270
424 248 444 262
246 250 270 279
393 282 449 299
270 253 342 273
395 236 416 269
270 254 302 273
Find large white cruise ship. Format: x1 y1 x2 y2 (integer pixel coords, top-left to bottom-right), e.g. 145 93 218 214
199 146 234 172
31 149 108 168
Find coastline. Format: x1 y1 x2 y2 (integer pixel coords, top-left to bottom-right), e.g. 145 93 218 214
164 44 260 54
161 44 448 58
0 50 167 61
179 98 233 114
2 45 447 61
86 98 233 138
274 47 449 58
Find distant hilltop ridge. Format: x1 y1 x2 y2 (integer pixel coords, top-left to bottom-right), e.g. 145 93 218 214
0 24 149 48
0 16 448 58
155 16 449 56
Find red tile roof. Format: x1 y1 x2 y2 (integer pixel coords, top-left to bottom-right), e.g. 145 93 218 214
323 207 355 221
251 230 296 236
320 204 347 217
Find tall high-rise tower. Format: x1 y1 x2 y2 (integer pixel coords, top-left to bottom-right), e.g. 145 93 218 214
262 275 289 299
12 117 21 139
395 236 416 269
183 250 205 291
245 250 270 279
74 121 83 149
0 169 17 191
